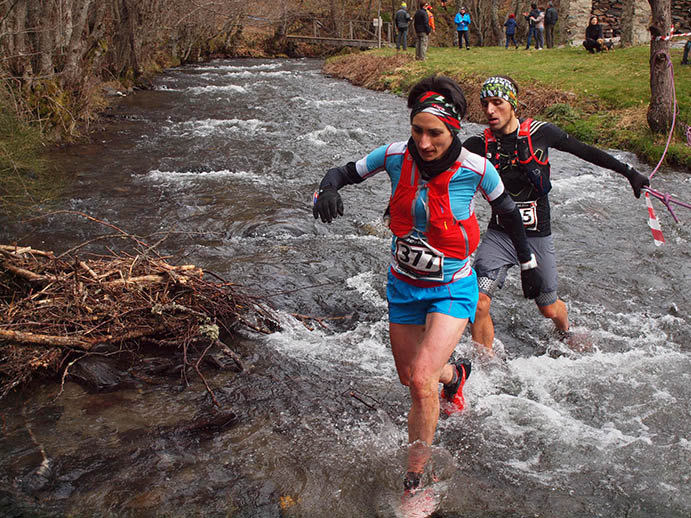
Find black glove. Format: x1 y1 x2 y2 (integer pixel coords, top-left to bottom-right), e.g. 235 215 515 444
519 254 542 299
623 166 650 198
312 187 343 223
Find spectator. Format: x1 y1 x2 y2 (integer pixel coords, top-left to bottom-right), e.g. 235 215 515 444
682 39 690 65
523 3 540 50
454 6 471 50
533 6 545 50
544 1 558 48
414 3 432 61
425 3 436 33
583 15 603 53
504 14 518 49
395 2 411 51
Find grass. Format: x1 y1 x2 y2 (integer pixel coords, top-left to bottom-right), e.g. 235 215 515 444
0 94 60 220
327 44 691 171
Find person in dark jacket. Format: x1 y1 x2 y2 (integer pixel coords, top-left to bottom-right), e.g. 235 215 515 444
681 39 690 65
523 3 540 49
504 13 518 49
583 15 603 53
463 76 649 354
414 3 432 61
544 1 558 48
395 2 412 51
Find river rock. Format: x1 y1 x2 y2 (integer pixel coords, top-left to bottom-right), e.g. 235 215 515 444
68 356 131 392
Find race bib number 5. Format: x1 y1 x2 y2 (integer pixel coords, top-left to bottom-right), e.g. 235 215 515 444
516 200 538 231
394 238 444 281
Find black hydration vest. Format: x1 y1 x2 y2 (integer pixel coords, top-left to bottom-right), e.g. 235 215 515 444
484 118 552 237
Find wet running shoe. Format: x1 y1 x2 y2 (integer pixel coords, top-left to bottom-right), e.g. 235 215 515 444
440 358 471 416
403 471 422 491
399 477 442 517
556 328 593 353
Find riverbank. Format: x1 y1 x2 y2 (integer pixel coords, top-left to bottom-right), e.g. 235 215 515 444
323 46 691 172
0 32 342 219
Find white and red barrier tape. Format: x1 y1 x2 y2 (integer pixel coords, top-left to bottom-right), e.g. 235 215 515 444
639 30 691 246
645 192 665 246
653 29 691 41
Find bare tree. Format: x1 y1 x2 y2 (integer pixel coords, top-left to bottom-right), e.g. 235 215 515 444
646 0 673 134
63 0 92 83
36 0 55 76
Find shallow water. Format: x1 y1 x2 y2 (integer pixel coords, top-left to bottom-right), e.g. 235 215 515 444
1 58 690 517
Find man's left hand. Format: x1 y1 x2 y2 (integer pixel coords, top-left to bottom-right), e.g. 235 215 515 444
625 166 650 198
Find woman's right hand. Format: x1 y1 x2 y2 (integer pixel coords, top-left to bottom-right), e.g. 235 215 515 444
313 187 344 223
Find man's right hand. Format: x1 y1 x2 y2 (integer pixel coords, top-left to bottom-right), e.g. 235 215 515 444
519 254 542 299
312 187 344 223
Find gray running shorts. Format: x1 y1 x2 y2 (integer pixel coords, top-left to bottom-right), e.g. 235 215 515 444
473 228 558 307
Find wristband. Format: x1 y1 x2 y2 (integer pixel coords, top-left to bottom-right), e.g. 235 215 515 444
520 253 538 271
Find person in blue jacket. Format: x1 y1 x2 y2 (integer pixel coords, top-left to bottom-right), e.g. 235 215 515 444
454 6 471 50
504 13 518 49
312 75 541 493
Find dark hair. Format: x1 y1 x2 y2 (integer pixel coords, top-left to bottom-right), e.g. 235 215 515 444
407 75 467 119
590 15 598 24
531 3 537 9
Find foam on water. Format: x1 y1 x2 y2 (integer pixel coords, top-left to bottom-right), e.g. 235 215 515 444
265 312 394 376
187 84 247 94
187 62 282 72
299 125 370 146
162 118 268 138
140 168 262 184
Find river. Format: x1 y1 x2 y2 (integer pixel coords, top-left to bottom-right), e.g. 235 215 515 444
0 58 689 518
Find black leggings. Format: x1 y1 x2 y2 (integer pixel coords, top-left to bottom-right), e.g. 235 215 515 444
458 31 469 48
583 38 602 53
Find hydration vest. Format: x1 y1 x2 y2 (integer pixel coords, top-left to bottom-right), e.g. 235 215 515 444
484 118 552 197
388 150 480 260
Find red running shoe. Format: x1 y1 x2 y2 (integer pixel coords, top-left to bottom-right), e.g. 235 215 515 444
440 358 471 416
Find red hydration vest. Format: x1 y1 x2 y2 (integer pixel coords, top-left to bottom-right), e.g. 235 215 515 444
484 117 551 196
388 150 480 260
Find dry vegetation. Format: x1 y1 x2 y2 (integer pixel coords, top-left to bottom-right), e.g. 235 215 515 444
0 214 280 403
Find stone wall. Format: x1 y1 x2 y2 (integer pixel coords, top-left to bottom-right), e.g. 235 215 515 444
671 0 691 32
592 0 623 38
620 0 653 46
559 0 594 45
557 0 691 47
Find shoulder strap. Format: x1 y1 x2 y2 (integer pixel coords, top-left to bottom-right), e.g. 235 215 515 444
518 118 532 137
517 118 549 166
483 128 496 156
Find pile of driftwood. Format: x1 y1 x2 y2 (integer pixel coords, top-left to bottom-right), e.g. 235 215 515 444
0 242 280 404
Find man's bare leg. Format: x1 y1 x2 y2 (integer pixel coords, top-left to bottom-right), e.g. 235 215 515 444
538 298 569 332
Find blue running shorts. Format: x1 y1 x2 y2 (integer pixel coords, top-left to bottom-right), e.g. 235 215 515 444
387 269 479 325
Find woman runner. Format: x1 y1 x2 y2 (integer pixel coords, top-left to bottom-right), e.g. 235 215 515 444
312 75 541 492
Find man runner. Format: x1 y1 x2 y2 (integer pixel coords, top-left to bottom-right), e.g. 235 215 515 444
463 76 650 353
